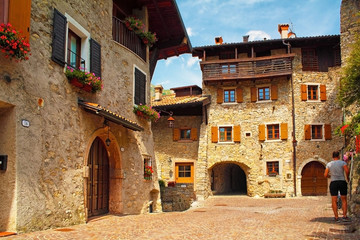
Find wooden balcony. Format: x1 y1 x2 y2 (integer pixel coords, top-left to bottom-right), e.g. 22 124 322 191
200 54 295 83
112 17 146 61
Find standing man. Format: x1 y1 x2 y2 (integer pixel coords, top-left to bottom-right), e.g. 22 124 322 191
324 151 350 222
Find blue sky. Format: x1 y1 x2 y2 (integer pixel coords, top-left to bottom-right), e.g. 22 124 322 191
151 0 342 90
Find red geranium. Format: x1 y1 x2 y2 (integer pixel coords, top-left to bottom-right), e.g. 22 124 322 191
0 23 30 61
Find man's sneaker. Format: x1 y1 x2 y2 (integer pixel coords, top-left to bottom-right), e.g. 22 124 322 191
342 217 351 222
334 217 341 223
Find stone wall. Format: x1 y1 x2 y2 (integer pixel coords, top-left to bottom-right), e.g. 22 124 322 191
0 0 159 233
160 184 195 212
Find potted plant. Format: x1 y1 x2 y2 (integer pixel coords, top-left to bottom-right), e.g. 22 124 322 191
65 66 103 93
124 16 158 47
144 166 153 180
0 23 30 61
133 104 160 121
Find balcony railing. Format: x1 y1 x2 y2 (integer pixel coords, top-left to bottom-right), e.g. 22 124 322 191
200 54 295 83
112 17 146 61
67 49 86 70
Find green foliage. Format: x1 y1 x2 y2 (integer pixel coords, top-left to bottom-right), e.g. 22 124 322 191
158 179 165 188
133 104 160 121
65 66 103 93
124 16 157 47
0 23 30 61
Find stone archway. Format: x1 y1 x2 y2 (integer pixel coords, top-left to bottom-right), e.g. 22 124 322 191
298 158 328 196
84 127 123 220
210 162 247 195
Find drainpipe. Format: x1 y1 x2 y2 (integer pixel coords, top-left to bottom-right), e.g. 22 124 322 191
291 75 297 196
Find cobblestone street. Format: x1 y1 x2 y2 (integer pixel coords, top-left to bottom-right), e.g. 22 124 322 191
2 196 359 240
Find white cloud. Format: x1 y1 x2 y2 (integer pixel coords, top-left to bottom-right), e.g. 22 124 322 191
164 57 174 66
187 27 194 37
246 30 272 41
187 57 199 68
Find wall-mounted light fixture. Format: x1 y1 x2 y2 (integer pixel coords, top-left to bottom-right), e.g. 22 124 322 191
159 110 175 128
104 119 111 146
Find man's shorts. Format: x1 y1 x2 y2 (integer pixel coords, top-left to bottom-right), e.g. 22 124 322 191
329 180 347 196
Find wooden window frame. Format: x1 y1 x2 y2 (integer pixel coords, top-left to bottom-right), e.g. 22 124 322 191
134 67 147 105
311 124 323 140
180 128 191 140
302 48 319 71
224 89 236 103
67 29 82 69
258 86 270 101
175 162 194 183
219 126 233 143
266 161 279 177
307 85 319 101
267 124 280 140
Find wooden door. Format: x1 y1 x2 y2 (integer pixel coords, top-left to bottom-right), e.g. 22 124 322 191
87 137 109 217
301 161 327 196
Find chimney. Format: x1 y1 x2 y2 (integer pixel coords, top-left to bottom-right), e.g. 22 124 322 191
154 85 163 101
243 35 249 43
215 36 223 45
278 24 289 39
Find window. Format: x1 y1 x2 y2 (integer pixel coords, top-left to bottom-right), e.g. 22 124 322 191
134 67 146 105
175 163 194 183
301 84 326 101
144 158 152 180
258 87 270 101
180 129 191 140
302 48 318 71
221 64 236 74
267 124 280 140
224 89 235 103
304 124 332 140
267 161 279 176
307 85 318 100
52 9 102 77
219 127 232 142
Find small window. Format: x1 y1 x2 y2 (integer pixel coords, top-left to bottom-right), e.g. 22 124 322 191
180 129 191 140
267 161 279 176
224 89 235 103
258 87 270 101
67 29 84 69
267 124 280 140
175 163 194 183
219 127 232 142
307 85 318 100
144 158 152 180
178 165 191 177
221 64 236 74
311 125 323 139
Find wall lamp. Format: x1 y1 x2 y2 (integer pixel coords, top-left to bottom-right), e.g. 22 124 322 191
159 110 174 128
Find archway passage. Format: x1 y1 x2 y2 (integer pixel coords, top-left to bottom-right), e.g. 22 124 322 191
87 137 109 217
301 161 327 196
211 163 247 195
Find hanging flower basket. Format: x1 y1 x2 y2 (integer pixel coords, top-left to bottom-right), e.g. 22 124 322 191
0 23 30 61
133 104 160 122
65 66 103 93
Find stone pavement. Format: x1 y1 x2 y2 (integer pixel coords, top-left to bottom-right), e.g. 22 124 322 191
2 196 360 240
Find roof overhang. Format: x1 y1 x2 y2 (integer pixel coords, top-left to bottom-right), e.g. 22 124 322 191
78 100 144 131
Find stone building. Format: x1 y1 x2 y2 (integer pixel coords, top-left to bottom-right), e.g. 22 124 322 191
0 0 191 233
153 27 344 200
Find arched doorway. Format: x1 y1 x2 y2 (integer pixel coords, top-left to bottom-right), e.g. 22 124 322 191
211 163 247 195
301 161 327 196
87 137 109 217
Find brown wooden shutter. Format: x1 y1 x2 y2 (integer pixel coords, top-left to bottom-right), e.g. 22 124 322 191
281 123 288 140
304 125 311 140
236 88 243 103
190 128 198 141
217 88 223 104
51 8 67 66
320 85 327 101
259 124 265 141
324 124 332 140
173 128 180 141
8 0 31 41
251 87 257 102
90 39 101 78
0 0 9 23
271 85 278 100
233 125 241 143
301 84 307 101
211 126 218 143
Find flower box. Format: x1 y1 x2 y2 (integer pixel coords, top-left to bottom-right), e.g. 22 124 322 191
133 104 160 122
65 67 103 93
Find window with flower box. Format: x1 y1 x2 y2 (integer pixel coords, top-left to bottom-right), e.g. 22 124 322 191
144 157 152 180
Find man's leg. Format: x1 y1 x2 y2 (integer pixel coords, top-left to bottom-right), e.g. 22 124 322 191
340 195 347 218
331 196 339 219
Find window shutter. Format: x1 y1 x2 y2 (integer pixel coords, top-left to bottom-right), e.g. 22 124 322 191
51 8 67 66
271 85 278 100
190 128 198 141
324 124 332 140
8 0 31 41
90 38 101 78
320 85 327 101
233 125 241 143
236 88 243 103
173 128 180 141
217 88 223 104
211 126 218 143
0 0 9 24
259 124 265 141
251 87 257 102
134 68 146 105
280 123 288 140
301 84 307 101
304 125 311 140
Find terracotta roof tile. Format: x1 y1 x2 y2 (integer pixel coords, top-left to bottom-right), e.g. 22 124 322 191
151 94 208 107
